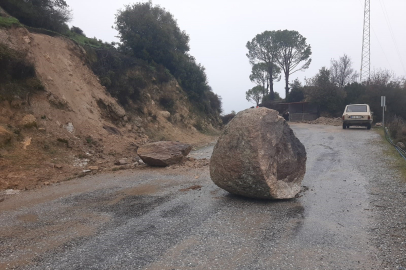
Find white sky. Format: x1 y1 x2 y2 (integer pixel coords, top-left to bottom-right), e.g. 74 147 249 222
66 0 406 114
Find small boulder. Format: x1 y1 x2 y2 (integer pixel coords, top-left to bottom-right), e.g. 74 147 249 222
115 158 129 165
210 108 307 199
137 141 192 167
159 111 171 119
20 114 37 128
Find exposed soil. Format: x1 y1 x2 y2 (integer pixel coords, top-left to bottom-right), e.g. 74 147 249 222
307 116 342 126
0 27 219 192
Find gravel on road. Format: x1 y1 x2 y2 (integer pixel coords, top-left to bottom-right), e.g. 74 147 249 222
0 123 405 270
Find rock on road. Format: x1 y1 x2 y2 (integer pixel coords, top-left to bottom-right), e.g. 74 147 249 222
1 123 406 269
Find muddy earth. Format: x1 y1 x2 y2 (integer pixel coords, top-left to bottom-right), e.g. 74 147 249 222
0 123 405 269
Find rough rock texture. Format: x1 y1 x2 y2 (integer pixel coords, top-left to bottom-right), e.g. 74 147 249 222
20 114 37 128
210 108 307 199
0 126 12 147
137 141 192 167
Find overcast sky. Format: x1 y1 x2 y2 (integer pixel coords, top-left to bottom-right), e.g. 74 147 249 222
66 0 406 114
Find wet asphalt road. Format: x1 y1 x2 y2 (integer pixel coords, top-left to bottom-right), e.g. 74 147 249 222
1 123 406 269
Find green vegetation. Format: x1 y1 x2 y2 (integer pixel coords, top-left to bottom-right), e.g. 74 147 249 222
246 86 264 106
115 2 222 118
303 67 406 120
0 16 21 27
246 30 311 101
0 44 43 101
221 111 236 126
0 1 222 126
65 31 105 48
274 30 312 98
376 128 406 179
0 0 71 33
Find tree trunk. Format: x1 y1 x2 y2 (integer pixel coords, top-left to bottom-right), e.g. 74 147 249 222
266 81 269 95
285 74 289 99
268 65 274 100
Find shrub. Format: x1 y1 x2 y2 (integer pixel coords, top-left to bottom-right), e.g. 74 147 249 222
70 26 85 36
0 16 21 28
221 112 236 125
0 44 44 101
159 95 175 112
0 0 71 33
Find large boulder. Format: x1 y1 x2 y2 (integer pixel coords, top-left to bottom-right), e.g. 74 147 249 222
210 108 306 199
137 141 192 167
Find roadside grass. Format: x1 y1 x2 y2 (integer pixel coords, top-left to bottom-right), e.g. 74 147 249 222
64 31 105 48
0 17 21 28
375 127 406 181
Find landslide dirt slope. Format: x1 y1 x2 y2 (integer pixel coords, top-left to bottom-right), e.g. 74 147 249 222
0 26 217 191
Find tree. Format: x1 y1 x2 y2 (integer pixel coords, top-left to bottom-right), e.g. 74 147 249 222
114 2 221 117
249 63 280 99
115 2 189 72
330 54 358 88
287 79 305 102
71 26 85 36
246 31 280 99
274 30 312 98
0 0 71 33
246 86 264 106
305 67 345 116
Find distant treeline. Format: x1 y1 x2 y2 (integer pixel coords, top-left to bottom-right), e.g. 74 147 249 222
286 65 406 123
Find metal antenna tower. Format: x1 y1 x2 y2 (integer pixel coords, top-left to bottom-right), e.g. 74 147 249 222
360 0 371 82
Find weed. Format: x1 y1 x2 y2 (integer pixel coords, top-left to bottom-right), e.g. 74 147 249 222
85 136 93 144
376 128 406 180
0 44 44 101
193 119 205 132
159 96 175 112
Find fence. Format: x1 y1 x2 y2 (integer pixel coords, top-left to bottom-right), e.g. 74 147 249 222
384 127 406 161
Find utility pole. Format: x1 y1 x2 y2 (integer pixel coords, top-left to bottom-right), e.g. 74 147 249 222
360 0 371 83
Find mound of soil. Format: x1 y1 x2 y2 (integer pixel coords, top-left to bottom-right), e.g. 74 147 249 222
307 117 342 126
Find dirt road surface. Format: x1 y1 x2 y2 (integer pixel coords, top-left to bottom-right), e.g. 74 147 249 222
1 123 406 269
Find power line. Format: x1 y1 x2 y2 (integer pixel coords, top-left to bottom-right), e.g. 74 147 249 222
378 0 406 75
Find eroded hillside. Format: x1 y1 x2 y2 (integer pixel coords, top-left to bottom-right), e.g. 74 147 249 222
0 26 219 191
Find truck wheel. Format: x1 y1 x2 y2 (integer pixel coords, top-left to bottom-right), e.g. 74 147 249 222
367 124 371 130
343 123 346 129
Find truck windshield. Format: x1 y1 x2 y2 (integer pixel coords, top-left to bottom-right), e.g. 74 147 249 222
346 105 367 112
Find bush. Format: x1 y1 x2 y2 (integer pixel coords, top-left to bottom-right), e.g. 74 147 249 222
387 116 406 141
70 26 84 36
0 44 43 101
159 95 175 112
221 112 236 125
0 0 71 33
114 2 222 120
0 16 21 28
